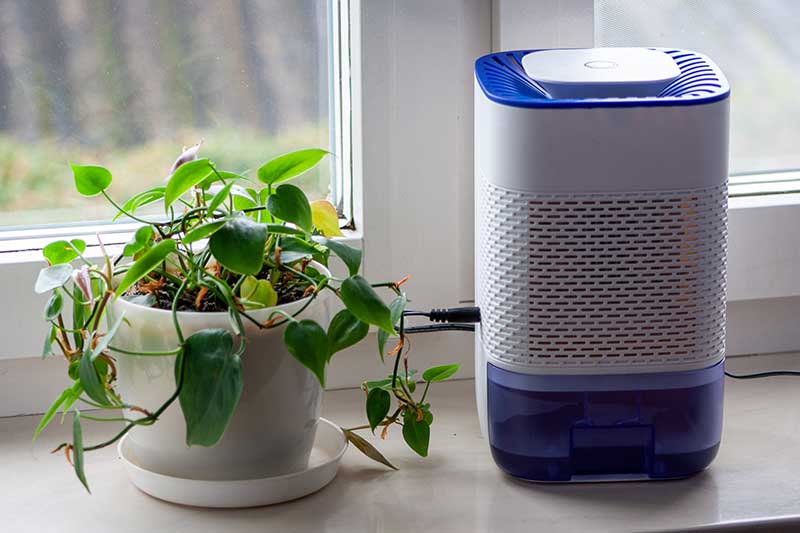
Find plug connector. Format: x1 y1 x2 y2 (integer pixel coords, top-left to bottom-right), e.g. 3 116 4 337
428 307 481 324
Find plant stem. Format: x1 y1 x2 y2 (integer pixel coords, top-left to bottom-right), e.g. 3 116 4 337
345 408 402 432
172 278 190 345
420 381 431 404
56 314 73 355
101 190 167 229
80 414 153 425
91 290 113 333
78 396 123 410
390 316 405 389
108 346 182 357
277 263 320 288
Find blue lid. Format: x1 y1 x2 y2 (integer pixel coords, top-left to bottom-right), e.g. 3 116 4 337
475 48 729 108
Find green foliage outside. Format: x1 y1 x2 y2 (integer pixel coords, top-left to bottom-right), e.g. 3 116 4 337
0 125 330 226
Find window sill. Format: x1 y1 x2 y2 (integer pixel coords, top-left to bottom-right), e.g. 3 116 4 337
3 376 800 532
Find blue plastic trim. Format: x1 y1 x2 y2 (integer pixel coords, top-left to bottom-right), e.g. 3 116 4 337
488 359 724 392
475 48 730 108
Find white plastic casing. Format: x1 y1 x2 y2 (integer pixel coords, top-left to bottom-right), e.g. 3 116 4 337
473 50 730 436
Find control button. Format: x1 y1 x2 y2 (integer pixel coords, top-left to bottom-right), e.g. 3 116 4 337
584 60 618 69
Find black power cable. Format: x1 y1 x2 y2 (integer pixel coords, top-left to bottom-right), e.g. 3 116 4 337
725 370 800 379
402 307 480 334
404 324 475 334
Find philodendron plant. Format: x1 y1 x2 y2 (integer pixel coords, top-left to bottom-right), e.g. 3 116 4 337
34 145 459 491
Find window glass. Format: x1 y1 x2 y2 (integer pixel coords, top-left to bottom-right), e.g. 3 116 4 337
596 0 800 177
0 0 331 227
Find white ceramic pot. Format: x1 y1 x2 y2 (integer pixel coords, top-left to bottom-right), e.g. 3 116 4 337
108 265 333 481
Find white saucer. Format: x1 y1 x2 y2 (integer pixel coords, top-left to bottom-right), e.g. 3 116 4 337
117 418 348 508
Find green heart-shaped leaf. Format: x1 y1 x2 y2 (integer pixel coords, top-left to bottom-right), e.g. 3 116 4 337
239 276 278 309
183 219 227 244
313 237 361 277
43 291 64 321
267 183 312 233
78 349 111 406
35 264 74 294
207 182 234 214
164 158 213 210
123 226 154 257
422 364 460 382
116 239 177 296
363 378 392 392
327 309 369 359
257 148 328 185
232 192 257 212
179 329 243 447
284 319 329 387
71 164 112 197
366 387 391 432
42 239 86 265
340 276 394 335
42 325 57 358
279 236 328 264
115 186 165 220
208 216 268 275
198 170 250 190
402 410 430 457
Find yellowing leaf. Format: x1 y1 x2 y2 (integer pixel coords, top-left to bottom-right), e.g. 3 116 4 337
310 200 343 237
239 276 278 309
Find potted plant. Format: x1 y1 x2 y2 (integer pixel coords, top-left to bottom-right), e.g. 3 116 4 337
33 145 459 493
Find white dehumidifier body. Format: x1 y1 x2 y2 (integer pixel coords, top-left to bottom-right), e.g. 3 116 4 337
474 48 729 481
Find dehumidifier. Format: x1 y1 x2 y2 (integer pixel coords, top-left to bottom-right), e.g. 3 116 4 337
474 48 730 481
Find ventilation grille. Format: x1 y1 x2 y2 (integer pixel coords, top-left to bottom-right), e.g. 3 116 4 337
477 180 728 373
478 52 549 102
657 49 724 98
475 48 729 108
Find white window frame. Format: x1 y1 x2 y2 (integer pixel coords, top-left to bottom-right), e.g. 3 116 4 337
3 0 800 416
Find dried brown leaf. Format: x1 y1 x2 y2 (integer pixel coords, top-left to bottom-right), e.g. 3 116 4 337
343 428 398 470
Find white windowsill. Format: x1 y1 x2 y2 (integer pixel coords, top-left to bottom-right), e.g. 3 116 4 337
3 375 800 532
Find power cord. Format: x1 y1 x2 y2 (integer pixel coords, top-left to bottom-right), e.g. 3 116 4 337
402 307 480 334
404 324 475 334
725 370 800 379
404 307 481 323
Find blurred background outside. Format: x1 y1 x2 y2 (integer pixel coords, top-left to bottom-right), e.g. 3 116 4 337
0 0 331 227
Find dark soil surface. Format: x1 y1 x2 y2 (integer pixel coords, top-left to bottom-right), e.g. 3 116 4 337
125 268 308 312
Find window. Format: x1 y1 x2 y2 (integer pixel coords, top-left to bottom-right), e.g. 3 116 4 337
0 0 359 404
0 0 336 228
595 0 800 195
